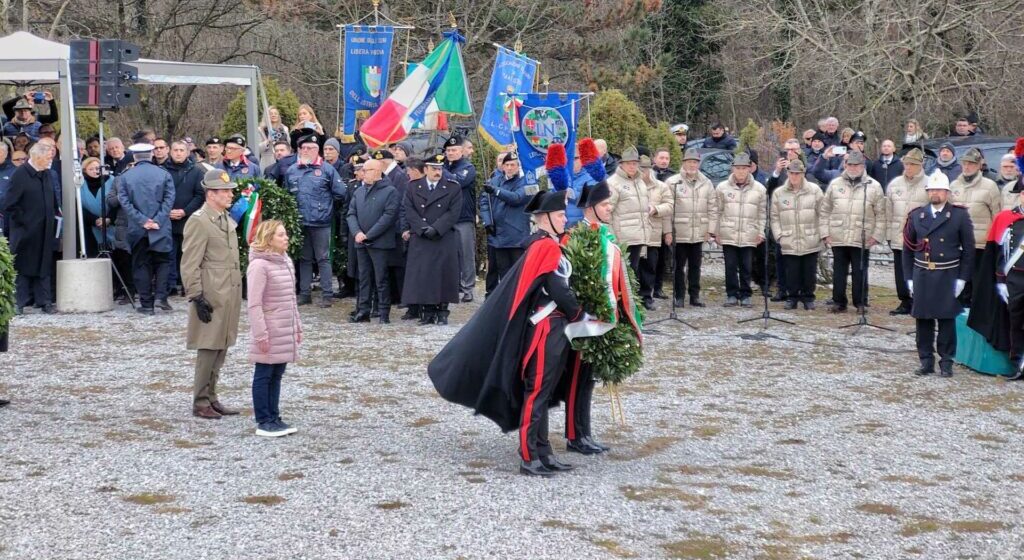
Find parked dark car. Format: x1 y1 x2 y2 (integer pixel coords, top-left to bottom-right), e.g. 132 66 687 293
696 147 735 184
902 136 1015 175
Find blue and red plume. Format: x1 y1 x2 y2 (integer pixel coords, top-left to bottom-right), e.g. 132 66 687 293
545 143 570 192
1015 138 1024 176
578 137 606 182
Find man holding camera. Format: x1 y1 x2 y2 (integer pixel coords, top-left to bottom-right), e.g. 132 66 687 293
2 91 57 140
181 169 243 420
480 152 531 297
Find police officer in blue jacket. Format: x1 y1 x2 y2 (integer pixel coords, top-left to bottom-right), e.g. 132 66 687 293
903 173 975 377
116 143 176 314
480 152 530 296
444 134 478 302
217 134 261 182
286 134 347 306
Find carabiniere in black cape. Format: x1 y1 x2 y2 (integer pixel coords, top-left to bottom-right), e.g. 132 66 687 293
428 232 575 432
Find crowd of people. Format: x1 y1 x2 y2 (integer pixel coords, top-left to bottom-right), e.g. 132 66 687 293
3 87 1024 431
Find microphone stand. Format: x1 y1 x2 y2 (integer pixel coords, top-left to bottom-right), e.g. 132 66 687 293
94 110 136 310
646 175 696 331
840 174 893 333
739 177 794 330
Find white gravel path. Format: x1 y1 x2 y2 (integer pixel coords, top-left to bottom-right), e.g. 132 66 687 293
2 260 1023 559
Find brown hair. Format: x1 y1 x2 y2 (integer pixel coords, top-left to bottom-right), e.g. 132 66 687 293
249 219 285 253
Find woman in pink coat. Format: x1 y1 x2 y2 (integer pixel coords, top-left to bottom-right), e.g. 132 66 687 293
247 220 302 437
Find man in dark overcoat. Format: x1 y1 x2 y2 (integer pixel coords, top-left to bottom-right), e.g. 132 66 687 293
903 173 975 377
347 158 399 324
401 154 463 325
0 142 56 313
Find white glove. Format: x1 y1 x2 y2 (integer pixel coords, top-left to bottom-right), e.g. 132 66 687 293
955 279 966 297
997 283 1009 304
907 280 913 296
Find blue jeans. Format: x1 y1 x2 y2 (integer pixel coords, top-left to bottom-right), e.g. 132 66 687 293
252 362 287 424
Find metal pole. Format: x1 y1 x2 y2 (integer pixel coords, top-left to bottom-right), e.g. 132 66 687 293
335 24 344 135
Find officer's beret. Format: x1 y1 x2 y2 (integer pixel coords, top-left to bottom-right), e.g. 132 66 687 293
502 152 519 165
205 137 223 146
297 134 320 147
225 134 246 148
444 134 463 148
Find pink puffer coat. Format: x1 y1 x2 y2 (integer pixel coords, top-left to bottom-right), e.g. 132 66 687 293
247 250 302 364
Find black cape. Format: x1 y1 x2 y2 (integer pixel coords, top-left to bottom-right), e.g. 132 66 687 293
428 234 562 432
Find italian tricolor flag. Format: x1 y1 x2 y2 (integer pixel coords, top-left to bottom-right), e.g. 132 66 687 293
360 30 473 149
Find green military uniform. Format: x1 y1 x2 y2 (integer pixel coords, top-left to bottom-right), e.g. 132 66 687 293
181 169 242 416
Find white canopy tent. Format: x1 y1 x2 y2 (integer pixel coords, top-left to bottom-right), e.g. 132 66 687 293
0 31 262 256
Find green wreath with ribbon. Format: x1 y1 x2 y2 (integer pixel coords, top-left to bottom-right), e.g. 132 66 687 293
233 177 304 271
563 224 644 386
0 235 15 336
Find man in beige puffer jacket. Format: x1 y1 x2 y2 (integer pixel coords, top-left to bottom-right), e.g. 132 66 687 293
885 148 930 315
819 150 886 313
710 152 766 307
666 149 716 307
949 147 1001 306
640 155 673 308
770 160 823 310
609 146 660 309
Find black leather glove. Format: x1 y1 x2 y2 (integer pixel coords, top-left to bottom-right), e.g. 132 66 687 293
423 226 440 240
483 183 496 194
191 295 213 323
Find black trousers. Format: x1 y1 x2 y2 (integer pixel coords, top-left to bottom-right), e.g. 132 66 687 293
519 315 570 462
15 272 52 308
653 242 672 293
626 245 658 300
958 248 985 307
487 247 523 296
112 248 135 297
892 249 912 306
783 252 818 302
916 318 956 369
722 245 754 299
131 238 170 308
831 246 867 307
673 242 703 300
388 264 404 304
752 238 778 291
564 353 595 442
1007 273 1024 362
356 246 390 314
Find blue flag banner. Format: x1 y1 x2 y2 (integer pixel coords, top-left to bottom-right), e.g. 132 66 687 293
343 25 395 137
512 92 581 184
478 47 538 150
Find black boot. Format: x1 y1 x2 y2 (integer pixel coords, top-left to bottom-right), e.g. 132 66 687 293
566 439 601 455
1007 361 1024 381
401 305 421 320
915 362 934 376
378 307 391 324
672 297 685 308
689 296 705 308
540 455 574 472
583 436 611 452
419 305 437 325
519 459 555 477
349 311 370 323
435 308 450 326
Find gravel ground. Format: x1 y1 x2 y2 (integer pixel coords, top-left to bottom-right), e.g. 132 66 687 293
2 259 1024 559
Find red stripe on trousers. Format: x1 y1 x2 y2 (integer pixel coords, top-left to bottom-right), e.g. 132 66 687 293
566 353 582 440
519 318 551 462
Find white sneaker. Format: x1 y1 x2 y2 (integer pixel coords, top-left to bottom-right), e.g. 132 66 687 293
255 423 289 437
